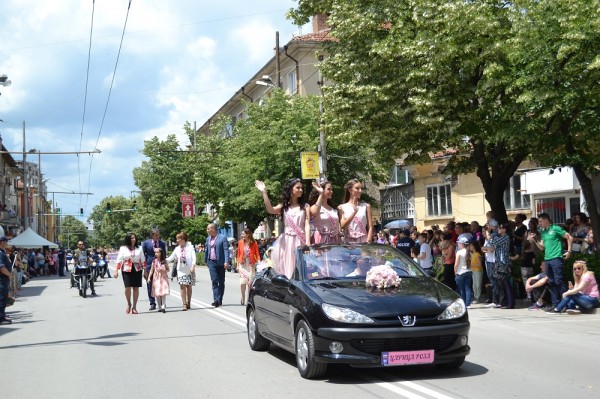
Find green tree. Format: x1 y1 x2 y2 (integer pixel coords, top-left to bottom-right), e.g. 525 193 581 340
58 216 88 250
511 0 600 255
88 196 135 248
214 90 384 228
290 0 537 223
130 135 195 242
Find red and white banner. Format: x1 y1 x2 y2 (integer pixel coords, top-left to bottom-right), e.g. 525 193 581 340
180 193 195 218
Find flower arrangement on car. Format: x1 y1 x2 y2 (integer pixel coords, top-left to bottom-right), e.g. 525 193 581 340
365 263 401 289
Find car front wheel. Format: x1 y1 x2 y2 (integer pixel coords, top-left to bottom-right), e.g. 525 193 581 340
295 320 327 379
247 308 270 351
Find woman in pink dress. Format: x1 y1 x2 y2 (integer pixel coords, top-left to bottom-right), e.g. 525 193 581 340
309 181 341 244
255 178 311 278
338 179 374 244
147 247 170 313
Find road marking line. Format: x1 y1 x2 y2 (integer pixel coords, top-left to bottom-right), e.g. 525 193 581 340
399 381 454 399
364 377 428 399
169 292 247 328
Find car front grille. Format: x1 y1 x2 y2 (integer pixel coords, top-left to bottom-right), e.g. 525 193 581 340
350 335 457 355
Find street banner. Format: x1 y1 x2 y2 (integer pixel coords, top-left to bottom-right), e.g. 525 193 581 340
182 202 195 218
300 151 320 179
180 193 194 203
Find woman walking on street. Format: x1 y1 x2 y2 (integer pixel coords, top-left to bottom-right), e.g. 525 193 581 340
339 179 373 244
237 228 260 305
147 247 170 313
309 181 341 244
255 178 311 278
167 231 196 311
114 233 146 314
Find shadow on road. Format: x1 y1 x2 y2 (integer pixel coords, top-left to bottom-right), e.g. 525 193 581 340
264 345 487 383
0 332 140 350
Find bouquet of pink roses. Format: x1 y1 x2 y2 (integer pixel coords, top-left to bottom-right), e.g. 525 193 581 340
365 264 401 289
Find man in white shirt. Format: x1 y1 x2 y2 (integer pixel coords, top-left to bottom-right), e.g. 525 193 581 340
417 232 433 275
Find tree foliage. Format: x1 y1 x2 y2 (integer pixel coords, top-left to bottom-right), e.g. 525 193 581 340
290 0 598 225
58 216 88 250
88 196 136 248
510 0 600 254
214 90 385 229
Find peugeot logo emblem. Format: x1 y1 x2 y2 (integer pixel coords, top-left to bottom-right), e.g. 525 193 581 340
399 315 416 327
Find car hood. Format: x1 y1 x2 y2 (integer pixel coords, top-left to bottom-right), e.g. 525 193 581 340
306 278 458 318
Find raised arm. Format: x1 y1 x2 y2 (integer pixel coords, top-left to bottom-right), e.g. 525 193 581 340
338 203 357 229
304 205 311 246
309 181 324 217
255 180 283 215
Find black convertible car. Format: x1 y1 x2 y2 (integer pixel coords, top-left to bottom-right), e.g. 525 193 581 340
246 244 470 379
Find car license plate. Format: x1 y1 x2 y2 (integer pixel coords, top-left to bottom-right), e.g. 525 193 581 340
381 350 434 366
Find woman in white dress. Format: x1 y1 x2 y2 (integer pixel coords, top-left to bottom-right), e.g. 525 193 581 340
338 179 374 244
309 181 341 244
114 233 146 314
255 178 311 278
167 231 196 311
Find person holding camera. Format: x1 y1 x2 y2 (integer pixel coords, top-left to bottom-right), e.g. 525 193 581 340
167 231 196 311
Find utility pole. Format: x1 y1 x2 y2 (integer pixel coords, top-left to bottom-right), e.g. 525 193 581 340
276 32 281 88
22 121 29 229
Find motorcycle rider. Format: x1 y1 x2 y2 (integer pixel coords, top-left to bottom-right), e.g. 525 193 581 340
70 241 96 296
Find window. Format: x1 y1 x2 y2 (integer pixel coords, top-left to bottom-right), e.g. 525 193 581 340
504 175 530 210
388 166 412 186
287 69 297 94
426 184 452 217
535 197 566 224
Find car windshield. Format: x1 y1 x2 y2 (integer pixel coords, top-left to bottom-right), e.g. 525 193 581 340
302 244 426 281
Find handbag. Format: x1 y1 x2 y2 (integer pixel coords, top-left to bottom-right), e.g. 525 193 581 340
493 262 511 280
572 243 582 253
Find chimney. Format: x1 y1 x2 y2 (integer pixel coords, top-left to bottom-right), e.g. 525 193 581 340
312 13 330 33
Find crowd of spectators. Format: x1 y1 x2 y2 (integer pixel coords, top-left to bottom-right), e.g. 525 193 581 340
377 210 598 313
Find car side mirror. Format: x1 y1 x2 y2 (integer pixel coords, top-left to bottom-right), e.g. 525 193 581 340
271 274 291 288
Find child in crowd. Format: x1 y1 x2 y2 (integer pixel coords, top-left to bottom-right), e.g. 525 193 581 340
469 241 484 304
147 247 170 313
410 246 419 264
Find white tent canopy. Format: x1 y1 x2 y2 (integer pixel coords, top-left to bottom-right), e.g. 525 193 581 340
8 227 58 248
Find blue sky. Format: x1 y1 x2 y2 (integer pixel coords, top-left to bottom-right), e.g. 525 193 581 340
0 0 307 220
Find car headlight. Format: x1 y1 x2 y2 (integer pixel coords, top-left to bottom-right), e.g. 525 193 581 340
438 298 466 320
322 303 374 323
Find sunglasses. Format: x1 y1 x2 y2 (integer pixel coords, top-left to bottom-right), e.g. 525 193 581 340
573 267 582 271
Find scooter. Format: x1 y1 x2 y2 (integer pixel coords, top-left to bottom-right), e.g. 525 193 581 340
73 262 92 298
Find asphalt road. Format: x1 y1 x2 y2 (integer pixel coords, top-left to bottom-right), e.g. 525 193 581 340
2 266 599 399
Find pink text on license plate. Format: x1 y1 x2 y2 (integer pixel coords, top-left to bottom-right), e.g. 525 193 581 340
381 350 434 366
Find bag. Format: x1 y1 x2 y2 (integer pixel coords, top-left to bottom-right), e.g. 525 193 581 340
171 266 177 278
580 241 589 253
493 262 511 280
572 243 582 252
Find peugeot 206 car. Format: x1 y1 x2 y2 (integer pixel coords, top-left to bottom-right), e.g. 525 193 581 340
246 244 470 379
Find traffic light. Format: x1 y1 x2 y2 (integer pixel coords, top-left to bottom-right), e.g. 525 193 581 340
132 200 137 210
56 208 61 215
106 202 112 213
80 208 84 215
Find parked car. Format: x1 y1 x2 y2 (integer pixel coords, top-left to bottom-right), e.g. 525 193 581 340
246 243 470 379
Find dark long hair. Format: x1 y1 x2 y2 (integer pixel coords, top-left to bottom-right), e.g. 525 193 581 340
281 177 305 213
343 178 361 203
308 181 333 207
124 232 140 249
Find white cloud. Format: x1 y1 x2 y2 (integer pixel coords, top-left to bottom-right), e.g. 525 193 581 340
0 0 303 217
